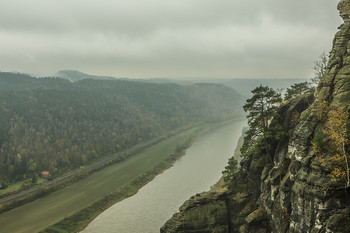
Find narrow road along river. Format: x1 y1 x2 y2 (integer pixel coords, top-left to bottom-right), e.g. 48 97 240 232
83 120 246 233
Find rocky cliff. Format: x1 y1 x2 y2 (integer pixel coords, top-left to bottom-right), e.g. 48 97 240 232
161 1 350 232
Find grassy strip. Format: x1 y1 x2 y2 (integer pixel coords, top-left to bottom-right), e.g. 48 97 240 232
0 183 22 196
2 121 238 233
0 178 46 198
0 123 206 214
40 134 200 233
0 120 238 233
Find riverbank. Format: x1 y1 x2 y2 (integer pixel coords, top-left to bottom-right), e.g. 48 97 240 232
44 120 236 233
42 126 206 233
0 121 218 214
82 120 246 233
0 120 237 233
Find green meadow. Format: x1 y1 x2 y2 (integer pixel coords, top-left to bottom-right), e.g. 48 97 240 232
0 125 208 233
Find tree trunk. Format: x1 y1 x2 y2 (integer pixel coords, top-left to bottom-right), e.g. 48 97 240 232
342 141 350 187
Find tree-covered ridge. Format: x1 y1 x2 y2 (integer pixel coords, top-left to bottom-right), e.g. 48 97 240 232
0 72 74 91
0 72 244 182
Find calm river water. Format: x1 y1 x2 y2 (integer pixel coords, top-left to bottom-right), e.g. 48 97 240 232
83 120 246 233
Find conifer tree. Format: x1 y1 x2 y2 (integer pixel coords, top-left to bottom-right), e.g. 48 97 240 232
242 85 282 161
284 81 312 101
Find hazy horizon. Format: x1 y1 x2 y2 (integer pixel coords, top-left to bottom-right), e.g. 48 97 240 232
0 0 341 79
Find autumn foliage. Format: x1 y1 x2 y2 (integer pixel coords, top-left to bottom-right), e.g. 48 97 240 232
313 102 350 188
324 106 350 187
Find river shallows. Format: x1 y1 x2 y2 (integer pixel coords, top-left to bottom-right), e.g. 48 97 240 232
83 120 246 233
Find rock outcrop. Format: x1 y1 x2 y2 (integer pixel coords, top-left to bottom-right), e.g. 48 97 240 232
161 1 350 232
160 192 230 233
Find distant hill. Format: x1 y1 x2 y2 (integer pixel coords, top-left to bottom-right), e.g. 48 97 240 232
55 70 307 95
0 72 245 181
0 72 74 90
56 70 116 82
204 78 309 96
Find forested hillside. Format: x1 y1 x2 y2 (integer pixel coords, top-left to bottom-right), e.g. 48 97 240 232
0 72 244 182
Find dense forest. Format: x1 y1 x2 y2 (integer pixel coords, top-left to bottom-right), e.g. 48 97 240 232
0 72 244 183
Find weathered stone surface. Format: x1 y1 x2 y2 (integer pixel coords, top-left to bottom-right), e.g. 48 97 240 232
327 208 350 232
338 0 350 21
160 191 230 233
245 208 265 225
245 209 268 233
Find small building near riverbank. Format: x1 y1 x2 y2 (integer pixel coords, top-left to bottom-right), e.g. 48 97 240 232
41 171 51 178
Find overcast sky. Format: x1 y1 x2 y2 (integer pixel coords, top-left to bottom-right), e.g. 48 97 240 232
0 0 342 79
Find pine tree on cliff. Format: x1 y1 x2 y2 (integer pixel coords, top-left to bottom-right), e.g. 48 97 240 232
242 85 282 162
284 81 312 101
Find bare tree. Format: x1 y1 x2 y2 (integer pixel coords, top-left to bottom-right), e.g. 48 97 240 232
312 51 328 85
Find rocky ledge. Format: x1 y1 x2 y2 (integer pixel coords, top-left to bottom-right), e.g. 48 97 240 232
161 191 230 233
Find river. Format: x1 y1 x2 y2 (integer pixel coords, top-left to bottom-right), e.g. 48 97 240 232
82 120 246 233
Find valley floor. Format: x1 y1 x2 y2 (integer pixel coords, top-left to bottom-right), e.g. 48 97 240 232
0 124 210 233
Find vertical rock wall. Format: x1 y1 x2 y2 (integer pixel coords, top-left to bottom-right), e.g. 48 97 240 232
261 1 350 232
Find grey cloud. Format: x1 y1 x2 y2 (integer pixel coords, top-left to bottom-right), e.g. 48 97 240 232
0 0 342 78
1 0 339 34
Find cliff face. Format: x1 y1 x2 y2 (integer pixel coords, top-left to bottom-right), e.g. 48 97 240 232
161 1 350 233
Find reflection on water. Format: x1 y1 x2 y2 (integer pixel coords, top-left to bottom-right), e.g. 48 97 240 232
83 120 246 233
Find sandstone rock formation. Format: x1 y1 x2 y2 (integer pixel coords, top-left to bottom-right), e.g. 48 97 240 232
161 1 350 232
